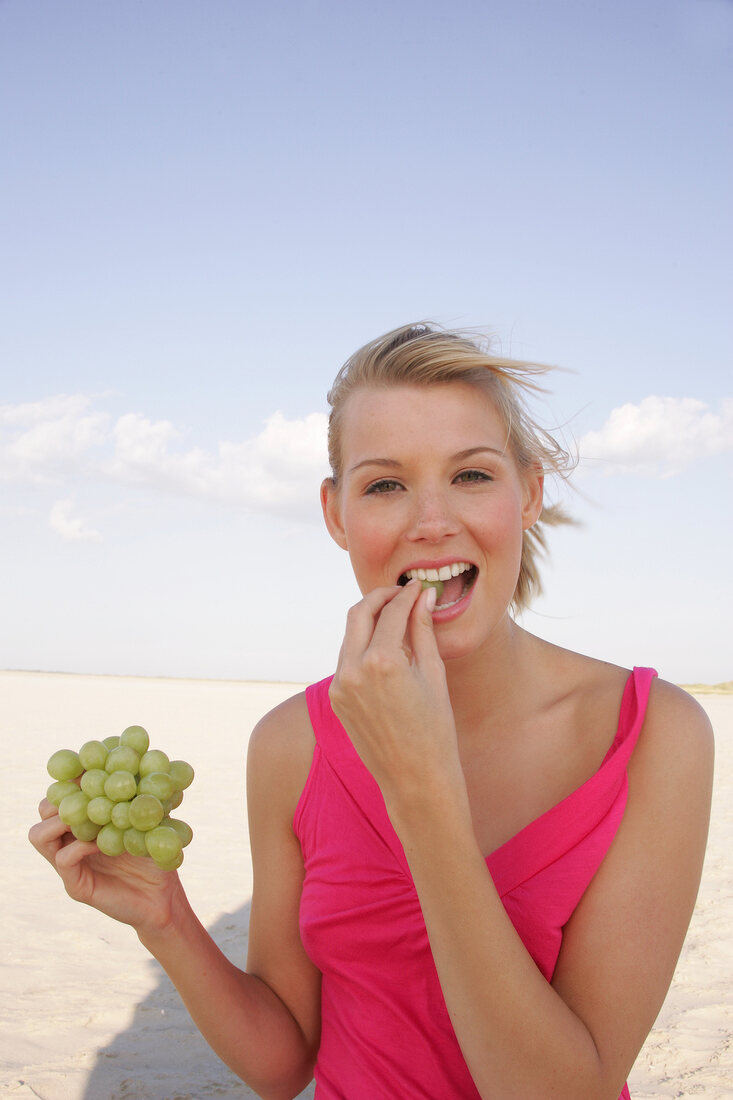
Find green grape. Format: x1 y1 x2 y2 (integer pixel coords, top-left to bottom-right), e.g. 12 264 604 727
128 794 164 831
120 725 150 755
58 790 91 827
72 820 101 842
145 825 182 865
154 851 184 872
168 760 195 792
123 827 149 857
46 780 80 806
80 768 108 799
47 749 83 782
104 745 141 775
162 790 183 813
87 796 114 825
164 817 193 848
96 823 125 857
103 770 137 802
110 800 132 829
42 725 194 864
138 771 173 802
420 578 444 598
139 749 170 777
78 740 109 771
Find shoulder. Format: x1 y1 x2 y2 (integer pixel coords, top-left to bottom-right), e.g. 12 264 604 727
632 676 714 793
247 691 317 821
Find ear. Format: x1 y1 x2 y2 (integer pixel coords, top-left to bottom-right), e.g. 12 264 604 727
521 464 544 529
320 477 349 550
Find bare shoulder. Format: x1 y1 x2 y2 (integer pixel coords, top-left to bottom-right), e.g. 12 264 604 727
633 676 715 796
247 691 316 818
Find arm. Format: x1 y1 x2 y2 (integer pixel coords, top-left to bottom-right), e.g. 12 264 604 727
28 695 320 1100
330 584 713 1100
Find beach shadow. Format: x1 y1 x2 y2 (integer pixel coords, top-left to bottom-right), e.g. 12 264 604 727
81 902 315 1100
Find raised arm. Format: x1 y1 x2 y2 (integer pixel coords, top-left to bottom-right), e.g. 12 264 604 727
329 581 714 1100
28 693 321 1100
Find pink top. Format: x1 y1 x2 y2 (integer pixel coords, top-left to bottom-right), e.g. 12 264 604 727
294 666 657 1099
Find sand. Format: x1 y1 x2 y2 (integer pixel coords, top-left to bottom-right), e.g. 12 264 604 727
2 670 731 1099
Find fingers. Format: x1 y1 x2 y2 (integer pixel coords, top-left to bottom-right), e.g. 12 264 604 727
337 584 415 669
407 585 443 668
28 807 73 867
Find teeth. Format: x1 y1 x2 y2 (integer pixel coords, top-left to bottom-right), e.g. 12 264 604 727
404 561 472 583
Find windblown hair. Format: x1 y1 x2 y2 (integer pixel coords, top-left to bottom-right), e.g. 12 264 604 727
326 322 577 613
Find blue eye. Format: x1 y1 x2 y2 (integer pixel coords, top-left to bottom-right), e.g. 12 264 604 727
365 478 402 494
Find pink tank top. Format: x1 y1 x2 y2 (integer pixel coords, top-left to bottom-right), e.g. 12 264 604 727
294 667 656 1099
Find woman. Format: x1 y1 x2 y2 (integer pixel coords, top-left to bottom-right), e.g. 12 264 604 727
30 322 713 1100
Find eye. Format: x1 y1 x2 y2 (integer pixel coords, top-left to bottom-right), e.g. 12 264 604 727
454 469 493 484
365 478 403 495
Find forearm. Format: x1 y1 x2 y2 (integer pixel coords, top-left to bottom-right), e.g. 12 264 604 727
138 891 316 1100
390 790 609 1100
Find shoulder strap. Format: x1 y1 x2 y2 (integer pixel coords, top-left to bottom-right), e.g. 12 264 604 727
609 666 657 769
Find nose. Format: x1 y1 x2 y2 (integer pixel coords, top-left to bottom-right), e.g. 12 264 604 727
407 488 460 542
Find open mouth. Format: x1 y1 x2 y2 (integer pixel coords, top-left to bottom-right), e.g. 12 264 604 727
397 561 478 611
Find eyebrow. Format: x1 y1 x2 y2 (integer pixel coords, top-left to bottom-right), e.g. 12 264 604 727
347 446 506 475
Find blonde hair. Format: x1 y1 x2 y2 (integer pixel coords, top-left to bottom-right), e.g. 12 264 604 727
326 322 576 612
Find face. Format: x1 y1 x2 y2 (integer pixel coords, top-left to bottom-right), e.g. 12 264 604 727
321 383 543 662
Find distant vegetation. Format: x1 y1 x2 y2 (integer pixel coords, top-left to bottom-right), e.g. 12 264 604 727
679 681 733 695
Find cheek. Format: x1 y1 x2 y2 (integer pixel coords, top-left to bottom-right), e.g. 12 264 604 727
342 512 397 589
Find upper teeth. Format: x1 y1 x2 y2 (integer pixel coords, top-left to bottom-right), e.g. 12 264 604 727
404 561 472 583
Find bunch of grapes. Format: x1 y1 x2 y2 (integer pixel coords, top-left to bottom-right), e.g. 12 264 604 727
45 725 195 871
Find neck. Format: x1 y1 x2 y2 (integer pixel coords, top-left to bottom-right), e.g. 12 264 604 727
443 616 541 737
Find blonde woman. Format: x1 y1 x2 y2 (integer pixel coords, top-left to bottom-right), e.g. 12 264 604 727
30 323 713 1100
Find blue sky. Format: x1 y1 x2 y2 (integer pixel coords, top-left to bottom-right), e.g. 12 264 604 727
1 0 731 684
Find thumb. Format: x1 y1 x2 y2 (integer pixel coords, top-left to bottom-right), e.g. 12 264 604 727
408 585 440 664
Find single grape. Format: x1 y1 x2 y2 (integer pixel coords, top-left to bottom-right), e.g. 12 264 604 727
139 749 170 777
80 768 108 799
110 800 132 829
47 749 83 782
145 825 182 865
120 725 150 755
162 790 184 813
421 578 444 598
154 851 184 872
102 735 121 750
104 745 141 775
72 820 101 842
103 770 137 802
78 740 109 771
164 817 193 848
138 771 173 802
123 827 149 857
96 823 125 857
168 760 195 792
46 780 80 806
87 796 114 825
58 790 91 827
128 794 164 831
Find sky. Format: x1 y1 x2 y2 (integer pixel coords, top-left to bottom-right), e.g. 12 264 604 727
1 0 731 686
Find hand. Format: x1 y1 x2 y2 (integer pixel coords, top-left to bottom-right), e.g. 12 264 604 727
329 581 464 814
28 799 183 937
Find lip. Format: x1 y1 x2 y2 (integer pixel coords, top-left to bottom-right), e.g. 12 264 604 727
396 558 479 622
430 572 478 622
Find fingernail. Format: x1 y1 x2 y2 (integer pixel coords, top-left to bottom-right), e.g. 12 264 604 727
424 585 437 612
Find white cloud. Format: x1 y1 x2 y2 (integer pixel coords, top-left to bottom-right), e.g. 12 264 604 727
579 396 733 476
48 500 102 543
0 394 109 482
1 394 329 522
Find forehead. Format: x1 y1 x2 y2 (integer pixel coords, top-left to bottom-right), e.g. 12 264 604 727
339 382 508 458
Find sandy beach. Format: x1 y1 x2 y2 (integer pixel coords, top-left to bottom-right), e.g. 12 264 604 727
2 670 731 1100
